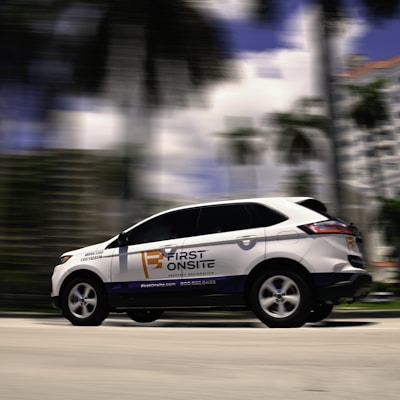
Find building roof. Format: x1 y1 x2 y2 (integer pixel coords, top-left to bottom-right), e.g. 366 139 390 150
341 54 400 79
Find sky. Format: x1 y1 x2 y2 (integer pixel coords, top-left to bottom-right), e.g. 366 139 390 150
142 0 374 201
217 0 400 61
357 18 400 59
68 0 400 202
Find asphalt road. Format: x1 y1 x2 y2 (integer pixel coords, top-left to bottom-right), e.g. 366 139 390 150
1 313 400 400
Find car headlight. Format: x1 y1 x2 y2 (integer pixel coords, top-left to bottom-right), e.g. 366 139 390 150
59 255 72 265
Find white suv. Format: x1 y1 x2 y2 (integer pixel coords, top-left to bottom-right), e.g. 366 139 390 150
51 197 371 327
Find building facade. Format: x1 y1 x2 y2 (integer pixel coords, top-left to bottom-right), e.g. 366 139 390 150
335 54 400 198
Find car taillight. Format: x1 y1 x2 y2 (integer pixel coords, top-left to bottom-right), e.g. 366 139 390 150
299 220 357 235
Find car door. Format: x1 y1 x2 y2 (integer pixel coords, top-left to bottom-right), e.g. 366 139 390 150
179 203 267 293
109 207 200 295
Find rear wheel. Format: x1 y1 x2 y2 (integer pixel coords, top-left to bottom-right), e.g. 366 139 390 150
307 303 333 323
250 268 312 328
62 276 109 326
126 309 163 323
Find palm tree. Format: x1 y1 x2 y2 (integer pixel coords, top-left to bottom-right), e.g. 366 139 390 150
102 0 232 107
345 78 390 197
215 126 266 194
0 0 233 222
251 0 400 216
0 0 231 103
0 0 235 292
285 169 318 197
269 97 327 167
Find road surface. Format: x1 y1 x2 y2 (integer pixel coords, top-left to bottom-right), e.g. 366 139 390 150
1 313 399 400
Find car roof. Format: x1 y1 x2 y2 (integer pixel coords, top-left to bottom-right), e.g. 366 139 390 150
150 197 326 216
118 197 329 235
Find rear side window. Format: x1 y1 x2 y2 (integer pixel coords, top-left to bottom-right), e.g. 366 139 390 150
246 203 287 227
195 203 287 235
196 204 252 235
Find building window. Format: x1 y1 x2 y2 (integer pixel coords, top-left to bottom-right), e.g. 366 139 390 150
385 162 398 171
379 130 393 141
338 139 352 147
366 134 374 143
366 149 375 157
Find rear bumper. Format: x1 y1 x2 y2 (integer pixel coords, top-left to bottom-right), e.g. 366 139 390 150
313 272 372 302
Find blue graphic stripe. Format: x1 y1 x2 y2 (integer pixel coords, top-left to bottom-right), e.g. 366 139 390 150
106 275 246 295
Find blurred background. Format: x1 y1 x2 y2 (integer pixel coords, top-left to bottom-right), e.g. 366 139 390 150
1 0 400 310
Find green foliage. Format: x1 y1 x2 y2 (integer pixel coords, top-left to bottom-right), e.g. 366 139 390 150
0 0 230 105
344 78 390 196
251 1 400 33
377 198 400 246
336 300 400 310
359 0 400 22
372 280 395 293
96 151 141 200
376 199 400 293
0 150 184 310
216 127 265 165
0 151 106 308
345 78 389 131
285 169 317 197
269 97 327 165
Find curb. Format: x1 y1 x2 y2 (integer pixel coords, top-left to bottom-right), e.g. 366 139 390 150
330 309 400 319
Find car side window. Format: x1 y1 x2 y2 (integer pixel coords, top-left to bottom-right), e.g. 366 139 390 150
196 205 252 235
246 203 287 227
122 208 200 246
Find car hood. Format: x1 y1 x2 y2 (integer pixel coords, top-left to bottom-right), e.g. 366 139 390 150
61 241 110 258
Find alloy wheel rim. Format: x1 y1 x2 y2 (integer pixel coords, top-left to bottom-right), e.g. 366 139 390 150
68 282 98 319
258 275 300 319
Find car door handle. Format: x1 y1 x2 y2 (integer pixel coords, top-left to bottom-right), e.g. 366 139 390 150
236 235 257 250
236 235 257 240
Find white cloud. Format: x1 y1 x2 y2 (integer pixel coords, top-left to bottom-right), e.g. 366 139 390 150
144 3 366 200
53 104 126 150
64 4 368 202
332 17 368 70
194 0 254 20
145 7 320 199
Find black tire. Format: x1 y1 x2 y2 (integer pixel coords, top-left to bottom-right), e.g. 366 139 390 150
307 303 333 323
249 268 312 328
126 309 163 323
62 276 109 326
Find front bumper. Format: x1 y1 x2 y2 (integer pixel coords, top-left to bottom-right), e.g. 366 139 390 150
51 296 61 309
313 272 372 302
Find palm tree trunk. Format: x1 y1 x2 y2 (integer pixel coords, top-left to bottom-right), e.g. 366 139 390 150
315 2 344 217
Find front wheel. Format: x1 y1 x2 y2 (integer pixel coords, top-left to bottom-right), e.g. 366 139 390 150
62 277 109 326
126 309 163 323
250 269 312 328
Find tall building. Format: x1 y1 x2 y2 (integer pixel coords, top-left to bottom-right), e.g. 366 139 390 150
335 54 400 198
